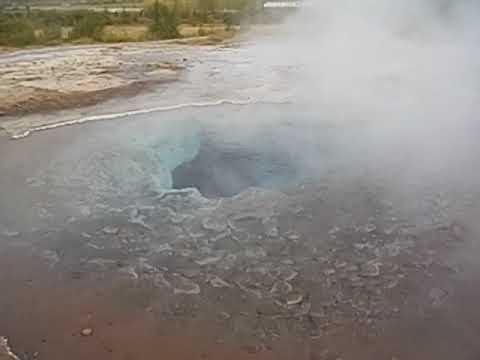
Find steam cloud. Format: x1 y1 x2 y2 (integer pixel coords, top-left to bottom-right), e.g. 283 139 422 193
249 0 480 190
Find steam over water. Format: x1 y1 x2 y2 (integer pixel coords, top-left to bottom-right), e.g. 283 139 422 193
2 2 480 359
3 100 479 232
13 104 342 212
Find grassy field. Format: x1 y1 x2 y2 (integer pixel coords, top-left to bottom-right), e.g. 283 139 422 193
99 23 235 42
0 0 257 48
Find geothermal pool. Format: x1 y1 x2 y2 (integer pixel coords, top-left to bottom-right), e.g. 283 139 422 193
0 101 476 249
0 103 393 227
1 103 480 360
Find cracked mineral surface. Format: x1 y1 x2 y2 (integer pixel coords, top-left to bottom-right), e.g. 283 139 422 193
1 103 480 359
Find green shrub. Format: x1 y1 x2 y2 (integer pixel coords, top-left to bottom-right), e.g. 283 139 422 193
70 12 107 40
0 17 36 46
106 8 140 25
223 13 233 30
148 0 179 40
224 11 243 27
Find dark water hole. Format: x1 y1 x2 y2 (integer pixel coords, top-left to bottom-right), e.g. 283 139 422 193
172 137 300 198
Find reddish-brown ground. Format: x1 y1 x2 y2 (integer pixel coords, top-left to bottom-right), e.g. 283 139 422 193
1 222 480 360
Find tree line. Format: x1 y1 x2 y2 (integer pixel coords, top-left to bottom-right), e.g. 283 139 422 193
0 0 259 46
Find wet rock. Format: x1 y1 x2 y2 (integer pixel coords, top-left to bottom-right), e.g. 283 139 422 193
41 250 60 267
2 229 20 237
263 218 279 237
244 344 262 354
449 222 465 241
385 279 399 289
181 268 201 278
25 177 38 185
287 233 300 241
270 281 293 295
80 328 93 336
2 231 20 238
102 226 119 235
283 270 299 282
354 243 373 251
210 230 231 243
429 287 449 307
152 272 170 287
286 293 304 306
324 269 336 276
80 206 91 217
328 226 341 236
0 225 20 238
265 225 279 237
152 243 173 253
360 261 381 277
129 207 140 219
231 231 250 242
384 224 399 235
361 224 377 233
0 337 20 360
235 281 263 299
346 264 359 272
178 249 193 257
296 297 312 316
219 312 231 319
309 308 326 319
128 209 152 229
385 244 400 257
202 216 227 232
195 254 224 266
208 275 231 288
169 212 190 225
244 247 267 259
171 274 201 295
119 265 139 279
86 258 117 268
136 258 160 275
256 302 283 316
293 206 304 215
187 230 207 239
218 253 237 269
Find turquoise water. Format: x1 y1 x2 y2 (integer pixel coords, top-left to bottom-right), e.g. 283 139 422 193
25 103 401 210
3 102 477 231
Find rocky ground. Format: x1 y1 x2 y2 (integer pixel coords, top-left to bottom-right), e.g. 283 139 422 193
0 33 293 139
0 100 479 359
0 43 186 117
1 31 480 360
1 176 479 359
0 338 19 360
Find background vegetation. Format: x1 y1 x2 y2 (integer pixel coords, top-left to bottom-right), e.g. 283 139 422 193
0 0 262 47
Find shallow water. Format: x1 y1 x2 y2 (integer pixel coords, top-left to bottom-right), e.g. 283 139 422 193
3 102 478 225
0 104 356 225
2 102 480 360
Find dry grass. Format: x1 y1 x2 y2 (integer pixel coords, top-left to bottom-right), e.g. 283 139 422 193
101 25 149 42
178 23 235 37
99 23 237 44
